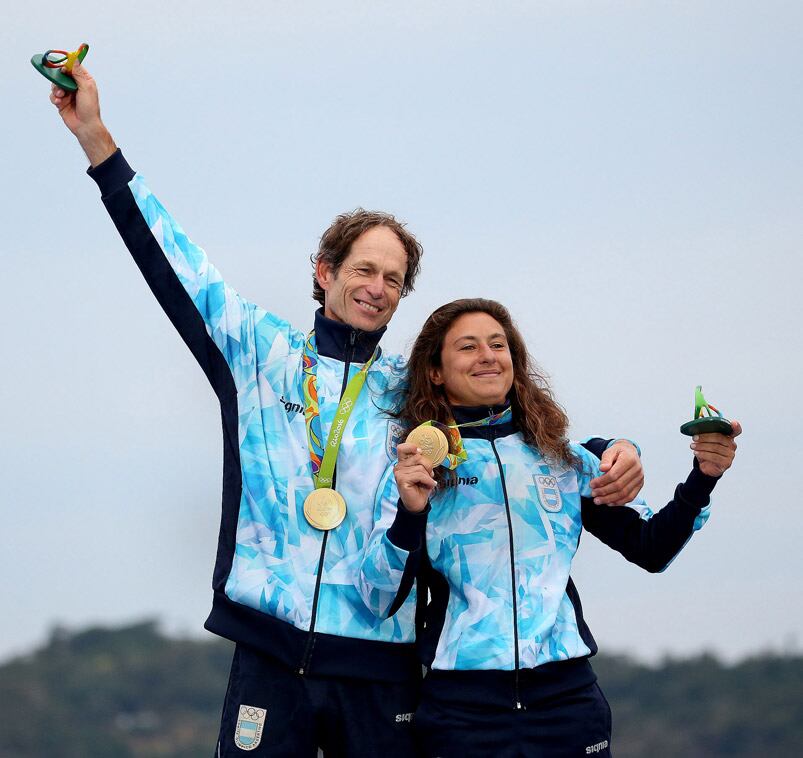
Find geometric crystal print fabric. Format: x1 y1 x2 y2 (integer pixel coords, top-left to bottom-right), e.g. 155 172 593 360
362 440 711 669
130 175 415 644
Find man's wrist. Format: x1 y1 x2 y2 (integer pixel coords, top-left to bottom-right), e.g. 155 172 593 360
76 124 117 168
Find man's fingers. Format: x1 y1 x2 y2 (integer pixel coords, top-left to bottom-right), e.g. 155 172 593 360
613 479 643 505
591 460 637 492
592 475 644 505
591 442 644 504
72 59 89 80
49 86 73 114
593 448 633 482
591 461 643 503
596 447 619 473
590 470 618 490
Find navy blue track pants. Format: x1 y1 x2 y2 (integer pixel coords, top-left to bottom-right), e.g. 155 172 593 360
215 644 422 757
415 679 613 758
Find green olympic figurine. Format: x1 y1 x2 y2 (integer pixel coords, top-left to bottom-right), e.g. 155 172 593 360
31 43 89 92
680 385 733 436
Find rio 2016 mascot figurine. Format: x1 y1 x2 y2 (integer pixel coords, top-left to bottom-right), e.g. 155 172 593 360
31 43 89 92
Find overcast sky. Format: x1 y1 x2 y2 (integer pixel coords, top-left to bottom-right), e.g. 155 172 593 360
2 1 801 665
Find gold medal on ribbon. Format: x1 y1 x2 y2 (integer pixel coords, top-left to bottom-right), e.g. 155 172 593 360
303 487 347 531
406 424 450 467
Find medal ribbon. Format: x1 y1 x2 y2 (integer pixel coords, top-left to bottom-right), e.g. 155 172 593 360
420 406 513 470
302 331 378 488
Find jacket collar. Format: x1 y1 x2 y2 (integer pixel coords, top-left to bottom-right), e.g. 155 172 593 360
313 308 386 363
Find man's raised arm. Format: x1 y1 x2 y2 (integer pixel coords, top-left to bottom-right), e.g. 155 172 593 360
47 61 299 391
49 61 116 167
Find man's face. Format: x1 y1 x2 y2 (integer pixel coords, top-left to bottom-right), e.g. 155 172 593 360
316 226 408 332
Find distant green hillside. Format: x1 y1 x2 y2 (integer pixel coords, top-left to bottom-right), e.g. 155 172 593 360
0 622 800 757
0 622 229 758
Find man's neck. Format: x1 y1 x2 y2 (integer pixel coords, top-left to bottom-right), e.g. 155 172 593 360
322 305 342 324
313 308 386 362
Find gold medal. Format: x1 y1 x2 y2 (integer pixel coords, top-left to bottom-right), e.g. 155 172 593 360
406 424 449 467
303 487 347 531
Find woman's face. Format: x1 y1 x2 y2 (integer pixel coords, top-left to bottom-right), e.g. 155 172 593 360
430 312 514 407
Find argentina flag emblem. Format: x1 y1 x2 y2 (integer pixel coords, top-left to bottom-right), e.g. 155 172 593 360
234 705 266 751
534 474 563 512
386 421 404 461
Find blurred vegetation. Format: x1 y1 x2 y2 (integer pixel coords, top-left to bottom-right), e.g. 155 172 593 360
0 621 800 757
0 622 230 758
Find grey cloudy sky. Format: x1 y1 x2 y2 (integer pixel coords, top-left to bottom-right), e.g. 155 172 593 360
2 1 801 664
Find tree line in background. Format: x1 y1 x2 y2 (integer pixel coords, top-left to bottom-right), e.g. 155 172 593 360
0 621 800 757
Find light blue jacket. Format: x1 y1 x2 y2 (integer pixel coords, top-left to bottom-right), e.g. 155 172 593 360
359 407 715 672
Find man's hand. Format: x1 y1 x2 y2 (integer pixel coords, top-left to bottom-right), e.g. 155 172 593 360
691 420 741 476
49 60 116 167
590 440 644 505
394 442 437 513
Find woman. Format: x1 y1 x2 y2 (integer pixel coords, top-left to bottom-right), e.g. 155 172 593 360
358 298 739 758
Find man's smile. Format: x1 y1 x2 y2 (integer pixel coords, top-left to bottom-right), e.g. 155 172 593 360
355 298 383 314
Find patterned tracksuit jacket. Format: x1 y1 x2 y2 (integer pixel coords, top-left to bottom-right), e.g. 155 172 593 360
88 150 617 682
358 404 718 699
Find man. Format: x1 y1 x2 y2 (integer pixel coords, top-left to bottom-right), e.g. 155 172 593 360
49 62 645 757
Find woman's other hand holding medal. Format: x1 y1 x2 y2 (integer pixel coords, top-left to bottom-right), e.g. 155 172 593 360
394 442 437 513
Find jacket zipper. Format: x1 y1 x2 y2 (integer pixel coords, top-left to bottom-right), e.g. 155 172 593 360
298 330 358 675
490 434 524 710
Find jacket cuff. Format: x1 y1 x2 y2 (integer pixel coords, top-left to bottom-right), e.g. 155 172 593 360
87 149 135 197
387 500 430 552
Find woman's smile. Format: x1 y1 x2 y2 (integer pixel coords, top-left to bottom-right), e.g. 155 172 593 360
431 312 514 406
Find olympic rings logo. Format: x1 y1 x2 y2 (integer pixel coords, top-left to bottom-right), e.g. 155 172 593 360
240 706 265 720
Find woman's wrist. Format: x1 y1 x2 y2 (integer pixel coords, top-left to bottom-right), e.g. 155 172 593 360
399 496 429 514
